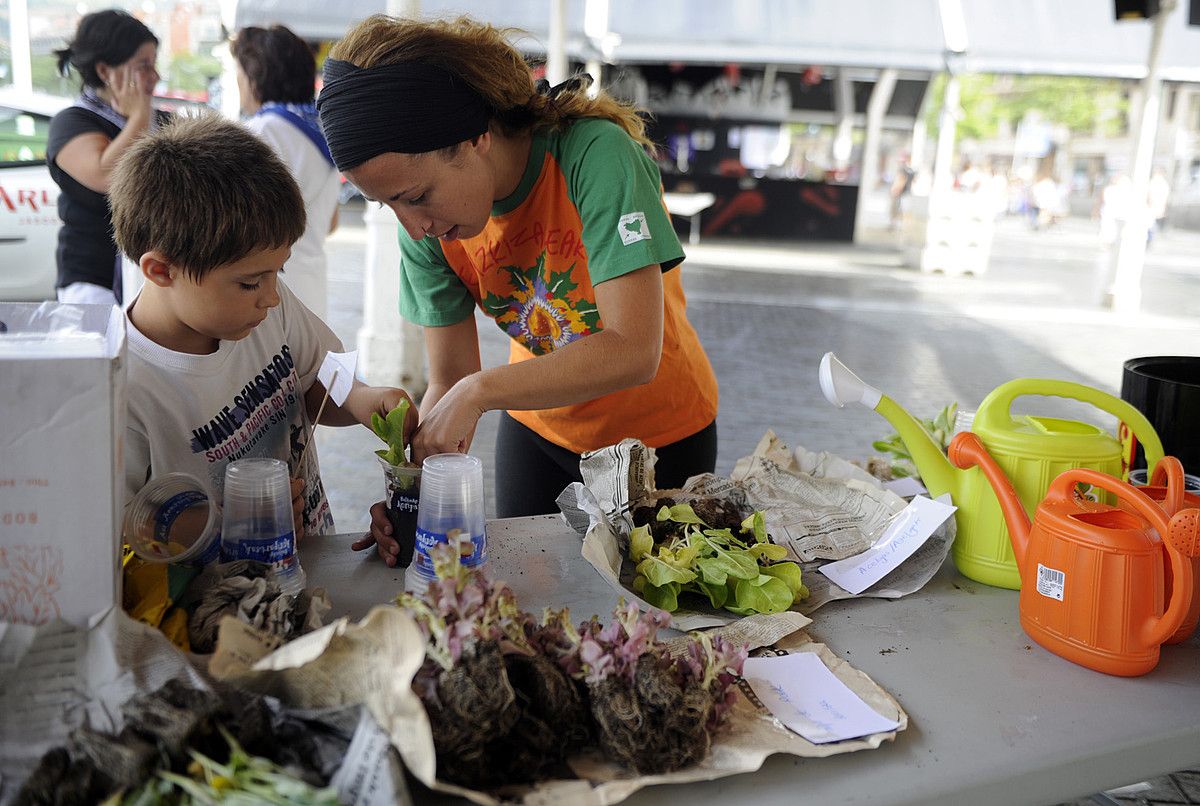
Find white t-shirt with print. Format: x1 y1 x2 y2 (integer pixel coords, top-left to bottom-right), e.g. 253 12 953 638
124 281 340 536
244 113 340 320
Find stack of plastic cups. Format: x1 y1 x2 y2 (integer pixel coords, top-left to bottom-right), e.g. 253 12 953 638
407 453 487 594
221 458 306 595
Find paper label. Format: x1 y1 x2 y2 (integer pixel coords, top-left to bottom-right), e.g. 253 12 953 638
1036 563 1065 601
883 476 928 498
818 495 957 594
743 652 901 743
317 349 358 406
412 527 486 577
224 532 296 564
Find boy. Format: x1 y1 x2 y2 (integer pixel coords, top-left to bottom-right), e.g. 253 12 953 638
109 115 413 538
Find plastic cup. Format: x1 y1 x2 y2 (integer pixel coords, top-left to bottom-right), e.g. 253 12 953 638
123 472 221 565
379 456 422 568
408 453 487 593
221 458 305 595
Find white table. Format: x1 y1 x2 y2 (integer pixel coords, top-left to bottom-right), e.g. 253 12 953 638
300 516 1200 806
663 192 717 245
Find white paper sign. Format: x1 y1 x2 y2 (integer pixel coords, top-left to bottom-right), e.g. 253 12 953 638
743 652 901 743
317 349 358 406
818 495 957 595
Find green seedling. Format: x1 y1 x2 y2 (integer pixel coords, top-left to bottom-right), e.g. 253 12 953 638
372 398 413 467
872 401 958 479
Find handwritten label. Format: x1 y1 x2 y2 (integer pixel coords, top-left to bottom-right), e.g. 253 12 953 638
317 349 358 406
743 652 900 744
818 495 956 594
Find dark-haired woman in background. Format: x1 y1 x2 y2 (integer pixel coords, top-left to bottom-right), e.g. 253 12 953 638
233 25 339 319
48 9 164 305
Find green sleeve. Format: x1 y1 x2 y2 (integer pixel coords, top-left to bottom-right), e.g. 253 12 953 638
397 230 476 326
559 119 684 284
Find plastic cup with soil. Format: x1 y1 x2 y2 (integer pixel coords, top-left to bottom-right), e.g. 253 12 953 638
379 456 421 568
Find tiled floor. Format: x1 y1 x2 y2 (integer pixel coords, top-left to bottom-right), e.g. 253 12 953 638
315 200 1200 805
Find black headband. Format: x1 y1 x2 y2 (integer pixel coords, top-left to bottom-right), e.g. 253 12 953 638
317 58 491 172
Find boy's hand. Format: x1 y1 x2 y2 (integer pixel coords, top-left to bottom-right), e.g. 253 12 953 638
351 501 400 566
290 477 305 540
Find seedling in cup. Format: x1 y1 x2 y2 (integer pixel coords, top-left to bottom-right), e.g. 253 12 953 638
373 398 421 567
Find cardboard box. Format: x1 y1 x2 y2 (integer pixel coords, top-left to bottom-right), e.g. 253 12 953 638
0 303 126 626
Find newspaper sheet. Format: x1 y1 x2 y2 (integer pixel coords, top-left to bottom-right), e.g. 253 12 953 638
560 432 955 627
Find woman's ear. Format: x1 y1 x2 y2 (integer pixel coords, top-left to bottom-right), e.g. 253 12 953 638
140 251 177 287
95 62 112 86
470 130 492 157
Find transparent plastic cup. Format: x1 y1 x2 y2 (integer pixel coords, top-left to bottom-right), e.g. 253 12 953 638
123 473 222 565
379 456 421 568
407 453 487 594
221 458 305 595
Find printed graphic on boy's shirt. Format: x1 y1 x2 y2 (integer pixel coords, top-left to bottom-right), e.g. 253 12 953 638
618 211 651 245
188 345 300 462
481 251 601 355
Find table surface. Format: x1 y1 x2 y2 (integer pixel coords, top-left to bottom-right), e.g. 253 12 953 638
300 516 1200 806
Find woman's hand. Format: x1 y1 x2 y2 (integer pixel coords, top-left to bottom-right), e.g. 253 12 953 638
351 500 401 566
108 64 152 123
412 376 485 462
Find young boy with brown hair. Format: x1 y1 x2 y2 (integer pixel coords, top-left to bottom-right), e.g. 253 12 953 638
110 114 413 538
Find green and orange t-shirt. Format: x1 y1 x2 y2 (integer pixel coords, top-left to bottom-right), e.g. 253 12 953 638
397 117 718 454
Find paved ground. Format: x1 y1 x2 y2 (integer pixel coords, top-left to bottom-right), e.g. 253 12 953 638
313 197 1200 806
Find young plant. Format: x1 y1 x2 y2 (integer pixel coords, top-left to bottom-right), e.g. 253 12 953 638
371 399 413 468
872 402 958 479
628 502 808 616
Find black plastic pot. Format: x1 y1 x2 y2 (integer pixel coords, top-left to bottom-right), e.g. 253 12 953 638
1121 356 1200 475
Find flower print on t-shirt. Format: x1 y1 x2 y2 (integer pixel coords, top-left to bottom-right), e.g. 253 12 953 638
481 251 601 356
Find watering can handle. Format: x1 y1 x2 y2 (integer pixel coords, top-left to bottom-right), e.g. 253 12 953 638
1051 469 1193 647
1150 456 1186 516
975 379 1164 478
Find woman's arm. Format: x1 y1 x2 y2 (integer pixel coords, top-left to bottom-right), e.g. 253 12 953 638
412 264 663 460
54 68 153 193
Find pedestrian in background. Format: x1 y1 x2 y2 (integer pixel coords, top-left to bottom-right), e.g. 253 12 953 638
233 25 340 320
48 9 165 305
317 15 719 562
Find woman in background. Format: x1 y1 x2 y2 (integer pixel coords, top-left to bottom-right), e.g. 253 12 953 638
48 9 163 305
233 25 340 319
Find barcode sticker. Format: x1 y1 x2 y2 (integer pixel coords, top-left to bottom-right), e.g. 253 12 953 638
1037 563 1065 601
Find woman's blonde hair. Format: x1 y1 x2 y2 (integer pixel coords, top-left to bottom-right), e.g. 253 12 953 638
329 15 652 149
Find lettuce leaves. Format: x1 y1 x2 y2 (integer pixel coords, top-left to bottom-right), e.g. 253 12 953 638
628 505 808 616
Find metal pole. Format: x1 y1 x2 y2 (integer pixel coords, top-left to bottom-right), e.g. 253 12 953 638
547 0 568 85
1112 0 1176 315
854 67 897 242
10 0 33 94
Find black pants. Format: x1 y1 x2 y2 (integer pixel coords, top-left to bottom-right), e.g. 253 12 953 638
494 413 718 518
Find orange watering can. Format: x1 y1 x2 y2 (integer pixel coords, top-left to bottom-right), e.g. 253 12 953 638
949 432 1199 677
1121 456 1200 644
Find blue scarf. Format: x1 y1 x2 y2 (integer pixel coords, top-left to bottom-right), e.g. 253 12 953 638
73 87 159 132
257 102 334 167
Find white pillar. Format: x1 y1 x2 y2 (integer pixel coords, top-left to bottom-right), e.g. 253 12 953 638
359 203 428 396
547 0 568 85
854 67 897 242
10 0 33 94
831 69 855 170
1112 0 1176 315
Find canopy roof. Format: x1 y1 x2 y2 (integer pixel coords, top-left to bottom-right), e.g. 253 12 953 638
230 0 1200 82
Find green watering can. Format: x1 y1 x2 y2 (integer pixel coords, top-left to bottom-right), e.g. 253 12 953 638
819 353 1165 589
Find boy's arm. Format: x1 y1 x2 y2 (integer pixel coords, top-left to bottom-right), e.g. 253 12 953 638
304 381 417 440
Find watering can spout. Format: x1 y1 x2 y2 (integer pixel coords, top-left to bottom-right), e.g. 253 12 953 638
819 352 961 499
949 432 1032 567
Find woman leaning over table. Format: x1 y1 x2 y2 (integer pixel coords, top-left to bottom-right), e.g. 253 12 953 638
48 9 166 305
318 15 719 566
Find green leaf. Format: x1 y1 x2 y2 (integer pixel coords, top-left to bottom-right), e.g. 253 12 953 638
727 574 795 615
705 541 759 581
741 511 768 543
758 561 806 602
749 542 789 562
639 580 680 611
691 579 728 609
637 555 697 587
629 525 654 562
666 503 705 524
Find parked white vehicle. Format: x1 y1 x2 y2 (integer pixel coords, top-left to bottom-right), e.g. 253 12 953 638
0 89 70 301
